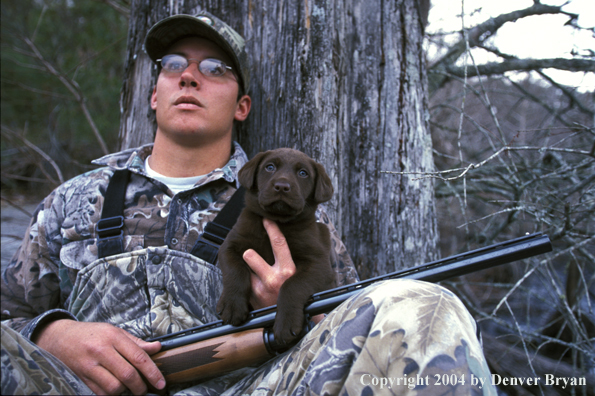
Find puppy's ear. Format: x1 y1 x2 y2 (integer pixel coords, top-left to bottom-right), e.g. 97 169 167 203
238 151 268 190
313 162 334 203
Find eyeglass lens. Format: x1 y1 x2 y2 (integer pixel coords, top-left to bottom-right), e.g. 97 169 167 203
159 55 231 77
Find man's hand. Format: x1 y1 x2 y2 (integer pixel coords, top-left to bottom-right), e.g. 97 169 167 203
243 218 296 309
34 319 165 395
243 218 325 325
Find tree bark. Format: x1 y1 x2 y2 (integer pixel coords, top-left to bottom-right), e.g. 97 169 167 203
119 0 438 279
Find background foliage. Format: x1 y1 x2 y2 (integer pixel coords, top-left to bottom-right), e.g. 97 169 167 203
1 0 128 195
1 0 593 394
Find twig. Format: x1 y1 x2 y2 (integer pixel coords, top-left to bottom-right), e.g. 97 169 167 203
31 4 48 43
445 58 595 79
21 36 109 155
1 125 64 184
505 300 544 396
455 206 525 229
428 2 576 91
491 237 595 317
382 146 593 181
0 79 74 100
92 0 130 18
457 0 469 208
0 196 34 218
0 234 27 240
1 173 53 183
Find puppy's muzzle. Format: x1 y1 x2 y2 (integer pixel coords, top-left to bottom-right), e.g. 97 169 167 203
260 179 304 217
273 181 291 193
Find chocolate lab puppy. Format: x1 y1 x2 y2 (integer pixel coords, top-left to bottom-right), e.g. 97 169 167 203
217 148 335 344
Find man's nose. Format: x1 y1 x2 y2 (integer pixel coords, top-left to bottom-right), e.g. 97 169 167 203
179 63 201 88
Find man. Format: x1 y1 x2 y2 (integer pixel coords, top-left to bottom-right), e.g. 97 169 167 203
1 11 495 396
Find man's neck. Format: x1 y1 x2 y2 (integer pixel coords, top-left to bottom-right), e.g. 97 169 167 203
149 132 233 177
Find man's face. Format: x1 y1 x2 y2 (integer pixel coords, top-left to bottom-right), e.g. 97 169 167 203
151 37 250 145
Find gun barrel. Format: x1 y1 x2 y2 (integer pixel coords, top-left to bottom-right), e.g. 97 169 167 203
154 233 552 352
305 232 552 316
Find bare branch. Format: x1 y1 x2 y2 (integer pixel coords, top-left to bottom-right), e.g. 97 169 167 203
0 78 74 100
1 173 53 183
430 2 575 71
21 36 109 155
1 55 47 71
31 4 48 43
537 70 594 117
1 125 64 185
428 2 579 92
92 0 130 18
477 43 594 118
382 146 593 181
0 196 34 217
444 58 595 79
507 77 576 128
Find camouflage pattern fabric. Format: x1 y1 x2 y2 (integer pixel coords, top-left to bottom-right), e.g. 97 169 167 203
1 279 496 395
68 247 225 339
176 279 497 396
1 322 93 395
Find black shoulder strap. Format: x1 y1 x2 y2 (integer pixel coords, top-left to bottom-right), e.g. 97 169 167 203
190 187 245 264
97 168 245 263
96 169 129 259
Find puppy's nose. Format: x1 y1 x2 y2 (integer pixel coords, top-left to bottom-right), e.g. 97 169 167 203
274 181 291 193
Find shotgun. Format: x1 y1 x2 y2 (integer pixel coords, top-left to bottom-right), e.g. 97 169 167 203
149 232 552 384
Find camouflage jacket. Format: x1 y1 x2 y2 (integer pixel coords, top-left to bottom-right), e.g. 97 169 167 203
1 143 359 340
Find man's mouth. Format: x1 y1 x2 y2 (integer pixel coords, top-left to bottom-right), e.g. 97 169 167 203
174 96 202 108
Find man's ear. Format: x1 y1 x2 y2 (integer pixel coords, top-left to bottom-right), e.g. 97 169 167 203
238 151 268 190
150 86 158 110
234 95 251 121
313 162 334 203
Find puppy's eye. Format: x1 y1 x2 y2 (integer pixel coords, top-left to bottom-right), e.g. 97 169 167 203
298 169 309 178
265 164 276 172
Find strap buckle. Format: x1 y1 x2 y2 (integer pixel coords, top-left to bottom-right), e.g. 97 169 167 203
96 216 124 239
190 221 231 264
202 222 231 245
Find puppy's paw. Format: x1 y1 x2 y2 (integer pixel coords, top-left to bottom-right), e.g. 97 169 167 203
273 310 305 346
217 294 250 326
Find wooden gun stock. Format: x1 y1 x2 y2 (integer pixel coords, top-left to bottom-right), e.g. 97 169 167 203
149 233 553 386
152 328 273 384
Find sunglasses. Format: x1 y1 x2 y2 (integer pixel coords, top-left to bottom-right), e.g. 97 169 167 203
157 54 233 78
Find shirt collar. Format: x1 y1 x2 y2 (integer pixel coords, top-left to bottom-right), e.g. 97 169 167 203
92 142 249 187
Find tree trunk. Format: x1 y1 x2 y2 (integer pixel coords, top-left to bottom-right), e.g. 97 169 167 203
119 0 438 279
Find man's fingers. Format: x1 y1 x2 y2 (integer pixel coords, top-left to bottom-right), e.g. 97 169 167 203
93 345 147 395
125 331 162 355
243 248 270 279
83 364 127 395
243 219 297 310
262 218 294 267
114 333 166 393
83 375 121 396
34 320 164 395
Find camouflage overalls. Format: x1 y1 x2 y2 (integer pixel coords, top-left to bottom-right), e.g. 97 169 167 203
1 143 496 395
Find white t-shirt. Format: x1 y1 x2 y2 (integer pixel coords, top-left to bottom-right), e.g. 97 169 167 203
145 156 204 195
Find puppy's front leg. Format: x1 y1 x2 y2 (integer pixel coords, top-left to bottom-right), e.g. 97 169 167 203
273 272 321 345
217 246 252 326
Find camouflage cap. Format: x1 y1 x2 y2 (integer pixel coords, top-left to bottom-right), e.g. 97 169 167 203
144 11 250 93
